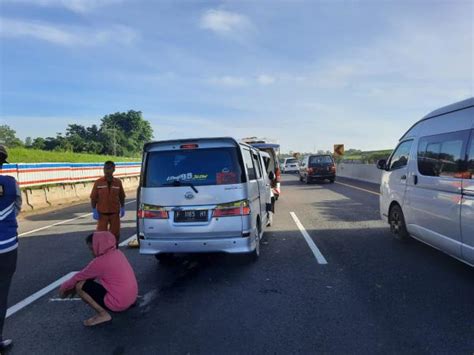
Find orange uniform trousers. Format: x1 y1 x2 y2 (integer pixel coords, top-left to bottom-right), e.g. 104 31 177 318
97 213 120 242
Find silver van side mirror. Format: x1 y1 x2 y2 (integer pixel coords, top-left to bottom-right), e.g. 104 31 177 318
376 159 387 170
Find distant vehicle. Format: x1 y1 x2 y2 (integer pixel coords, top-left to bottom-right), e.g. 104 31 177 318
299 154 336 183
377 97 474 266
282 158 299 173
242 138 282 200
137 137 273 262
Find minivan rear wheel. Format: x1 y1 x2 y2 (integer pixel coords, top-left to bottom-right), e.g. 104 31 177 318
389 205 410 241
247 221 262 262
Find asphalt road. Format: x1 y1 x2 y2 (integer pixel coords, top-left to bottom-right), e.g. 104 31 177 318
4 175 474 354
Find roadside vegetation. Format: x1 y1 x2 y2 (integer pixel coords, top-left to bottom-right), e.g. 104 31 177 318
9 147 139 163
0 110 153 160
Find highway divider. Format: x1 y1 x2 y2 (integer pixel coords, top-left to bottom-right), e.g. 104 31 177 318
336 163 382 184
0 162 141 212
20 176 140 212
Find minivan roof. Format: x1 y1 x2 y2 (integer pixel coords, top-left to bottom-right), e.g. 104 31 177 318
249 143 280 149
400 97 474 140
144 137 247 151
422 97 474 120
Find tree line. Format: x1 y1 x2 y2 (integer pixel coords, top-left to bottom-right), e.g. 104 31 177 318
0 110 153 157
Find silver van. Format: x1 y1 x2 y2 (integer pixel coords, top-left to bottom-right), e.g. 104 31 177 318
377 98 474 266
137 137 272 262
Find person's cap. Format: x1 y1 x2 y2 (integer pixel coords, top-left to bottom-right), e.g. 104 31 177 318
0 145 9 163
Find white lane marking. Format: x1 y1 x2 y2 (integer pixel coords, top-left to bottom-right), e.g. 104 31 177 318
49 298 82 302
335 182 380 196
18 200 137 237
6 271 78 318
49 295 144 302
138 290 158 308
290 212 328 265
119 234 137 247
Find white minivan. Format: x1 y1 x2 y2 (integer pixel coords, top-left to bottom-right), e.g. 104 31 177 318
377 97 474 265
137 137 273 262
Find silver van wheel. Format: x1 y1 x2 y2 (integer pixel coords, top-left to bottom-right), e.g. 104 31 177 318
389 205 409 240
247 221 261 262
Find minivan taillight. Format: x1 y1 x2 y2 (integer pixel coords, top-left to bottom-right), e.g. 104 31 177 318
213 200 251 217
330 164 336 172
138 204 169 219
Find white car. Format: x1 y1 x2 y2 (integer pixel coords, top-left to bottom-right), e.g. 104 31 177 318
282 158 299 173
377 97 474 266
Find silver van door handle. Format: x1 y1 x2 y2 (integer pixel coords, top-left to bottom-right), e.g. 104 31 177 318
401 175 407 181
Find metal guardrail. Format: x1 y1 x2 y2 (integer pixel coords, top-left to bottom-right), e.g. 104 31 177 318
1 162 141 187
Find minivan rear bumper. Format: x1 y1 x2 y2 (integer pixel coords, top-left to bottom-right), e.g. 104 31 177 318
139 235 257 254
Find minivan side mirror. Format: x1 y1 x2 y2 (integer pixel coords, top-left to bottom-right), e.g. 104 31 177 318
268 171 275 180
376 159 387 170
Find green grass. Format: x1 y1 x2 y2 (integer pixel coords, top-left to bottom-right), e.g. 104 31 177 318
342 149 392 162
9 148 140 163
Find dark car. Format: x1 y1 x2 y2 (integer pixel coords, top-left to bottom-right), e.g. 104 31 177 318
299 154 336 183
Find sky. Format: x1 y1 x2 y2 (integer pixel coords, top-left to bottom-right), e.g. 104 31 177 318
0 0 473 153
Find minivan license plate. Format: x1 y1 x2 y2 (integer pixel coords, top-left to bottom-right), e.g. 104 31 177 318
174 210 208 222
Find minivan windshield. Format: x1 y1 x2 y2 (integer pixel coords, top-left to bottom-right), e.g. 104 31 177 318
145 147 243 187
309 155 333 166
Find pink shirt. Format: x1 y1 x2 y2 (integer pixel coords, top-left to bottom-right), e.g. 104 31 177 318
60 231 138 312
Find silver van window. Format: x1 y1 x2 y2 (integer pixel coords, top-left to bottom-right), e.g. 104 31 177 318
417 130 470 178
242 149 257 181
252 153 262 179
144 147 243 187
388 140 413 170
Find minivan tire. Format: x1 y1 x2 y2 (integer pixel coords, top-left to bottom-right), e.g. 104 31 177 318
329 178 335 183
246 221 262 262
389 204 410 241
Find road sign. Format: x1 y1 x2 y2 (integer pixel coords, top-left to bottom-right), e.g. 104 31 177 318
334 144 344 156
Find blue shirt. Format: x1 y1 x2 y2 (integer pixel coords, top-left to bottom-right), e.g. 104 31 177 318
0 175 21 253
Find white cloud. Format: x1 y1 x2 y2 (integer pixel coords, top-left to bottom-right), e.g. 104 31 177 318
0 18 138 46
209 76 249 88
1 0 122 13
257 74 276 85
200 9 253 37
208 74 277 88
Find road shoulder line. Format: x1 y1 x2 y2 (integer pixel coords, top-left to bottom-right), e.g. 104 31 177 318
290 212 328 264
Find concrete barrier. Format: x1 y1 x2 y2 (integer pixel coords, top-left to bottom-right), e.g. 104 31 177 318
337 163 382 184
23 188 49 211
45 184 79 207
20 176 140 213
21 190 33 212
75 182 91 199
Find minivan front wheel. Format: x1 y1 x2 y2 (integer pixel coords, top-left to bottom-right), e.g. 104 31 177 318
389 205 410 241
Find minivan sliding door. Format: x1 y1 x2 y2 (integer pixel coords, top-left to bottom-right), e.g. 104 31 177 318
408 130 470 258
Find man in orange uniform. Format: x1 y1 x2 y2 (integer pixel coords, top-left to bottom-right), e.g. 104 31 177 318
90 161 126 243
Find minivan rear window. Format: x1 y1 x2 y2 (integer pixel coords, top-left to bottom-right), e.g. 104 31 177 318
144 147 244 187
285 159 297 164
309 156 333 166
